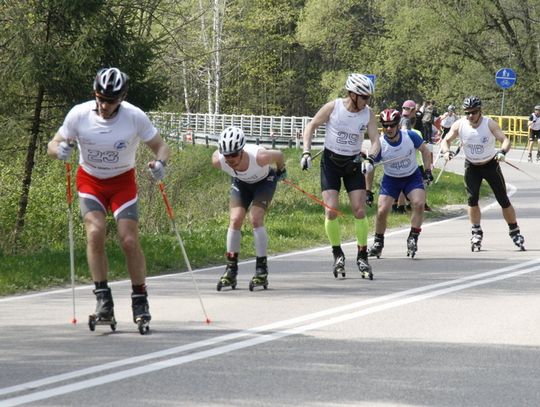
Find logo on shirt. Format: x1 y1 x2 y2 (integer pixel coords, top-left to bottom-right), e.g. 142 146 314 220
114 140 128 150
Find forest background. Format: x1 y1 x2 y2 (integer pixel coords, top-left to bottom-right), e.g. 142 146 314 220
0 0 538 284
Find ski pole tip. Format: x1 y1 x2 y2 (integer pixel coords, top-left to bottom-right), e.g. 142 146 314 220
205 318 212 324
71 318 77 325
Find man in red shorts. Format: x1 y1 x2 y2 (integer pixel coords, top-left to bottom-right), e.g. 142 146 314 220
48 67 170 332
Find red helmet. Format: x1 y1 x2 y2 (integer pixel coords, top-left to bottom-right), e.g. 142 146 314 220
380 109 401 126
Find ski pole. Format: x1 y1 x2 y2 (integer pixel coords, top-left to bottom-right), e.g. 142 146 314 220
519 141 531 162
434 159 448 184
65 161 77 325
311 149 323 161
282 179 344 216
157 181 211 324
375 154 410 167
503 160 540 180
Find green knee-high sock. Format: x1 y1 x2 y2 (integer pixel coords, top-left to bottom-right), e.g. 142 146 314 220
355 217 369 246
325 218 341 246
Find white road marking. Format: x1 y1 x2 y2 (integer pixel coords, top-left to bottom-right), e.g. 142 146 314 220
1 258 538 406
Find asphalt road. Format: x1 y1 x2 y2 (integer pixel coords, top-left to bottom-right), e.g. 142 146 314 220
1 147 539 407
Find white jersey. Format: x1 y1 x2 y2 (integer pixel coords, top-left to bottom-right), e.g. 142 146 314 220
440 113 457 129
457 117 496 164
529 113 540 131
58 101 158 179
380 130 418 177
324 98 370 156
219 144 269 184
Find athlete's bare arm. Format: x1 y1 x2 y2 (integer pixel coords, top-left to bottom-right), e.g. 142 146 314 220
302 101 335 152
211 150 222 170
366 108 381 157
488 119 511 152
256 149 285 170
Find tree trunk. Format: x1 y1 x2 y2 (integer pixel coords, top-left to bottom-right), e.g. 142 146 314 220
13 84 44 248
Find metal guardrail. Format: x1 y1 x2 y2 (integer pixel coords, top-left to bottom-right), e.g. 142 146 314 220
148 112 531 149
147 112 325 149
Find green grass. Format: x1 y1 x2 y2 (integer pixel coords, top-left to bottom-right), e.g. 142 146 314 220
0 146 483 296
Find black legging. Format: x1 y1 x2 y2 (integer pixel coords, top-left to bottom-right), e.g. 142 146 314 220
464 158 510 208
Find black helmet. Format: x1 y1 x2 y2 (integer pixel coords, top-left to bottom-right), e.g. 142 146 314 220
93 68 128 99
462 96 482 110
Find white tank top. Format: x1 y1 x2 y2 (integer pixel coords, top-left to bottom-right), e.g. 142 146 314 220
380 130 418 177
219 144 269 183
441 113 457 128
458 117 496 164
530 113 540 131
58 101 158 179
324 98 370 156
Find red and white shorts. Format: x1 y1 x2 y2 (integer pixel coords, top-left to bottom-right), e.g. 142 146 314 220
76 167 139 220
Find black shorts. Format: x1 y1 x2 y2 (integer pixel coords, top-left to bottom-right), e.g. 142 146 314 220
464 158 510 208
230 169 278 210
529 129 540 141
320 149 366 193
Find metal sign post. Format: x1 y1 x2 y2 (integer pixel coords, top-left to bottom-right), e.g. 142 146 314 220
495 68 516 115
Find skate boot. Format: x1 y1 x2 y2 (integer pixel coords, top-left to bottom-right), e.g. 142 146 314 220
357 253 373 280
510 230 526 251
470 231 483 252
368 235 384 259
249 256 268 291
132 292 151 335
88 287 117 332
332 251 346 278
406 234 418 258
217 255 238 291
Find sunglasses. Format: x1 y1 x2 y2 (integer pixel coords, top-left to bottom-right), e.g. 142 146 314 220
382 123 398 128
357 94 370 100
224 151 241 158
464 110 480 116
96 94 120 104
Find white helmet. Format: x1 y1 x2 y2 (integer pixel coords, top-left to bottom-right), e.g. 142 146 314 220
218 126 246 155
345 73 374 96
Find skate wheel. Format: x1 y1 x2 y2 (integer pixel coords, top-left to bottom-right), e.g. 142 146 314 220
88 316 96 332
341 272 345 278
216 281 222 291
520 246 526 251
369 273 373 281
361 273 365 279
376 254 380 259
263 284 268 290
333 270 338 278
410 252 415 259
232 283 237 290
137 320 150 335
249 281 254 292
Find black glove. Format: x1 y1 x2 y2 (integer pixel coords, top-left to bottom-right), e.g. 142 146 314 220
425 169 434 184
276 167 288 181
366 190 374 207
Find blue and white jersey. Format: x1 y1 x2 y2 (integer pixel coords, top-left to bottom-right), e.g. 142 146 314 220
376 130 423 178
324 98 371 156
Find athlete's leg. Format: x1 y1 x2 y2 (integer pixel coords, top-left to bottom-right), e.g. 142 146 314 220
374 195 394 235
407 188 426 228
117 218 146 286
83 211 109 282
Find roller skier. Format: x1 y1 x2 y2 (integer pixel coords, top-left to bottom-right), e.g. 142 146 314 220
366 109 432 259
441 96 525 252
212 126 286 291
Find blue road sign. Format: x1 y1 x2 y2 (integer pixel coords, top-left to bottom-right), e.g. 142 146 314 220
363 74 376 90
495 68 516 89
